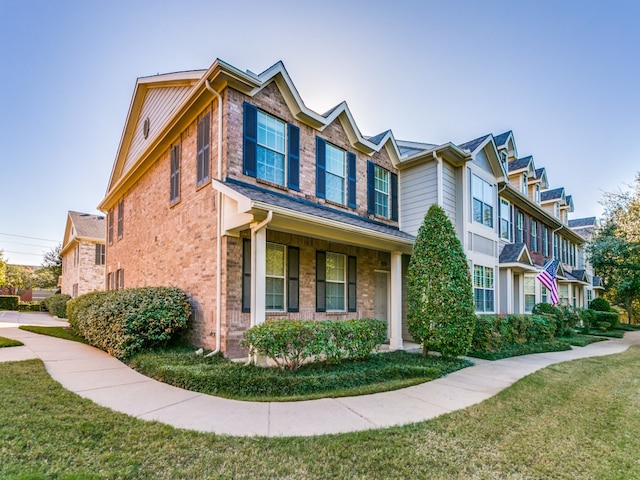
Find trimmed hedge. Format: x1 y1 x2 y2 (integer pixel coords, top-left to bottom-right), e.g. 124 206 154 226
470 314 555 353
42 294 71 318
589 297 612 312
67 287 191 359
241 318 387 370
0 295 20 311
18 301 42 312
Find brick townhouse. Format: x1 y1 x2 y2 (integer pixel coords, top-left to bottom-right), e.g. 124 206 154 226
99 58 597 357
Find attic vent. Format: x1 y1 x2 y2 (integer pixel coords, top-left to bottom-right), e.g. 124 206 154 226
143 117 150 139
80 213 91 217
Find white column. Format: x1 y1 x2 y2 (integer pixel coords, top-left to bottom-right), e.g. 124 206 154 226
250 227 267 327
389 251 404 350
506 268 513 313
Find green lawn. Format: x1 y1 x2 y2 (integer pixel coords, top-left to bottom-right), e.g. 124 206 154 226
18 325 89 344
0 336 23 348
2 347 640 479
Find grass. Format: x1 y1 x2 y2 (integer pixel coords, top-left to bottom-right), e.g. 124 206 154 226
580 329 625 339
467 339 571 360
0 336 23 348
614 323 640 331
557 333 609 347
128 347 472 401
2 346 640 478
18 325 89 344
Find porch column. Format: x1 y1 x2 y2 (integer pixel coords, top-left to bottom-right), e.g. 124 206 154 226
506 268 513 313
250 226 267 326
389 251 404 350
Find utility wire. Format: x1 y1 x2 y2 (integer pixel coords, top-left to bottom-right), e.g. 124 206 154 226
0 232 59 243
2 250 45 257
0 240 57 248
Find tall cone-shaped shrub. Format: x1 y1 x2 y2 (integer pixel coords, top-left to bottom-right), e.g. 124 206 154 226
407 204 476 358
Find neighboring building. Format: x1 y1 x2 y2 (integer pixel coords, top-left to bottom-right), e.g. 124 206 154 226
60 211 106 297
569 216 604 304
99 58 595 357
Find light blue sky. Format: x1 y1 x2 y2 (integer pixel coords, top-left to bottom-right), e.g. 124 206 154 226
1 0 639 265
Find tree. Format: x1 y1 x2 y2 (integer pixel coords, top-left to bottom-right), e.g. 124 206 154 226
0 251 7 287
407 204 476 358
38 244 62 289
588 174 640 322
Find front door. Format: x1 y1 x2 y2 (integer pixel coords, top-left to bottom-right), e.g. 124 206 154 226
374 271 390 339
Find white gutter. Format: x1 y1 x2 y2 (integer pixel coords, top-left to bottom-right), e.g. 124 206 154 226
205 79 224 357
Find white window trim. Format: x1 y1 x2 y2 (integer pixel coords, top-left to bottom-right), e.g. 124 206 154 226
325 143 346 205
256 110 287 186
326 251 347 312
266 242 287 312
471 173 495 229
374 165 390 218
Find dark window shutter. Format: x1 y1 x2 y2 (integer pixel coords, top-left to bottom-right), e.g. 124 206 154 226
243 102 258 177
242 239 251 313
367 161 375 214
203 114 210 181
95 244 100 265
316 137 326 199
288 247 300 312
348 256 357 312
197 114 210 185
316 251 326 312
288 124 300 191
347 152 357 208
391 172 398 221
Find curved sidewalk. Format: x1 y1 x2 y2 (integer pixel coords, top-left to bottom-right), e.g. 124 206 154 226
2 311 639 437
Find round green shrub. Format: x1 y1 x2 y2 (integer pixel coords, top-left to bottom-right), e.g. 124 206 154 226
67 287 191 359
589 297 612 312
43 294 71 318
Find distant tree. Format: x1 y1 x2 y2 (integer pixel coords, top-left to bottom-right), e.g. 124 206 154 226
0 251 6 287
4 264 35 293
39 244 62 288
407 204 476 358
588 174 640 322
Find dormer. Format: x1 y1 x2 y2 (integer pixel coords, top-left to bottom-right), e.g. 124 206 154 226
540 187 566 220
507 155 535 200
494 130 517 163
560 194 575 225
529 167 549 205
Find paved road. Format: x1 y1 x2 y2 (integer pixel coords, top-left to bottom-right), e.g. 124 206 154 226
2 310 638 437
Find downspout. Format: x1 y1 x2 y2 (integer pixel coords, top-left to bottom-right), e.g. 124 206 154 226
432 151 443 207
205 79 223 357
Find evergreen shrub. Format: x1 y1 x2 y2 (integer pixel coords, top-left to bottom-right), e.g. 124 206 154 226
43 294 71 318
67 287 191 359
0 295 20 311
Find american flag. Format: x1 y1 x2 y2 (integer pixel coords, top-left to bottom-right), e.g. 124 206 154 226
537 258 559 305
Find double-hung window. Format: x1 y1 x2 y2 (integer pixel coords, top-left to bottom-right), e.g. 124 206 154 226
524 276 536 313
522 173 528 196
541 285 549 304
257 111 286 185
316 251 356 312
374 165 389 217
530 219 537 251
265 243 286 311
117 199 124 239
516 211 524 243
472 174 494 228
558 284 569 305
473 265 494 312
325 252 346 311
500 198 511 241
95 244 105 266
543 226 549 256
243 102 300 191
325 143 346 205
108 209 114 244
197 113 210 186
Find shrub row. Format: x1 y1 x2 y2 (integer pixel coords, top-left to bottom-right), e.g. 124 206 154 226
67 287 191 359
18 301 42 312
471 314 556 353
580 309 620 331
241 318 387 370
42 294 71 318
0 295 19 311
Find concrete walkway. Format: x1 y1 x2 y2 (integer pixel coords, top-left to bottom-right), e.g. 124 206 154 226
2 310 639 437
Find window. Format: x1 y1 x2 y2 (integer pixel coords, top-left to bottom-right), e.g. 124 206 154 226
530 219 537 251
516 211 524 243
266 243 286 311
541 285 548 304
257 111 286 185
543 226 549 256
522 173 528 196
116 269 124 290
316 251 356 312
241 240 299 313
561 238 568 263
558 284 569 305
500 199 511 241
554 233 559 259
243 103 300 191
197 113 210 186
73 245 79 267
95 244 105 266
472 174 494 228
325 143 346 205
170 143 181 204
473 265 494 312
524 276 536 313
117 199 124 239
108 208 113 245
587 289 593 306
535 184 541 204
374 165 389 217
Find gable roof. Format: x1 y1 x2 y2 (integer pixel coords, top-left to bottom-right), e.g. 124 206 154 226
568 217 596 228
508 155 534 172
540 187 565 202
499 243 537 271
61 211 106 256
458 134 491 153
493 131 512 147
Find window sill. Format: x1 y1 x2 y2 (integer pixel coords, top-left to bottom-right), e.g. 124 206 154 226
170 198 181 208
196 179 211 192
256 178 288 191
324 199 348 210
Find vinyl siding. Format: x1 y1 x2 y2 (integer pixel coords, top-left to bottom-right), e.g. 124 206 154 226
399 162 437 236
123 85 193 173
442 162 457 225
